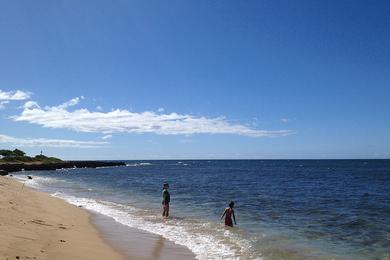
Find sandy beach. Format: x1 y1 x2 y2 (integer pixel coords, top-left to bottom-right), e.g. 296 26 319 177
0 176 123 260
0 176 196 260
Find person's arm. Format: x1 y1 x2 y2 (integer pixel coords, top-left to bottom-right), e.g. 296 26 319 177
233 210 237 225
220 209 227 220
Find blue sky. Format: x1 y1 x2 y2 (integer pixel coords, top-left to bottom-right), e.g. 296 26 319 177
0 0 389 159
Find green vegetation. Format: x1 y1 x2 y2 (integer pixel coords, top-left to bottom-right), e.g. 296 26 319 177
0 149 62 164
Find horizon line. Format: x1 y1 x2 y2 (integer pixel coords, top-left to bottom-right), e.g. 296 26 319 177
62 158 390 161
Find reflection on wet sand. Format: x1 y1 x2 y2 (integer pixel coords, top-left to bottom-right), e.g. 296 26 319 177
91 212 195 260
151 235 165 259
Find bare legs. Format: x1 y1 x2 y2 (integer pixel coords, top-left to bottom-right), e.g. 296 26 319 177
162 204 169 217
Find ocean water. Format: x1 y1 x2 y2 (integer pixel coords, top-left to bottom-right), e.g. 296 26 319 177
14 160 390 260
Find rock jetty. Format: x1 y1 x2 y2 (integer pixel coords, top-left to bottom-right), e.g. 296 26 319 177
0 161 125 173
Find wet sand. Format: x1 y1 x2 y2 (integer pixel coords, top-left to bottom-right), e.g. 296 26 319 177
92 213 196 260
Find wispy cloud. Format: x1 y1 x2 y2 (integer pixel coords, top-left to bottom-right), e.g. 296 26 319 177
0 90 31 109
101 134 112 140
0 133 107 148
57 96 83 109
0 101 10 109
12 97 293 137
280 118 290 123
23 101 40 109
0 90 31 101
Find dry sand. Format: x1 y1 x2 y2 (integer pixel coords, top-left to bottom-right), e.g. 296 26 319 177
0 176 123 260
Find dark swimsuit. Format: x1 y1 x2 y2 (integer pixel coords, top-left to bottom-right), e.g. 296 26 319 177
224 208 234 227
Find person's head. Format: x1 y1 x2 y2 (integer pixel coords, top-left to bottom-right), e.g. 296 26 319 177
163 183 169 189
229 201 234 208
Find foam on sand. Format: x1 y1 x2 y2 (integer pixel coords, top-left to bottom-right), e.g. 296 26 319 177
52 193 259 260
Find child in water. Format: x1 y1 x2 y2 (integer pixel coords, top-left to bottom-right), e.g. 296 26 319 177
221 201 237 227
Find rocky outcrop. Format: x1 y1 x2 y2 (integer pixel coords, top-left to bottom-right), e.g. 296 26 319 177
0 161 125 173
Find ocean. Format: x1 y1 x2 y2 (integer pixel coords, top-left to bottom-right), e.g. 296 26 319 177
15 160 390 260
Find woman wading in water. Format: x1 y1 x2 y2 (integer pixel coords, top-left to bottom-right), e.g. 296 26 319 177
221 201 237 227
162 183 170 217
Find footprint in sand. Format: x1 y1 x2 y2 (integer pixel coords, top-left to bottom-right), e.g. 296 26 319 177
58 223 67 229
30 219 53 226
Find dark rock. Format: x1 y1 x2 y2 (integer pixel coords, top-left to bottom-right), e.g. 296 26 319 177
0 169 8 176
0 161 125 173
27 175 33 179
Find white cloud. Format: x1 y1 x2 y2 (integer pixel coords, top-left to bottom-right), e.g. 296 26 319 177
101 134 112 140
12 97 293 137
157 107 165 112
0 90 31 101
0 133 107 148
96 105 103 111
57 96 83 109
280 118 290 123
23 101 41 109
0 101 10 109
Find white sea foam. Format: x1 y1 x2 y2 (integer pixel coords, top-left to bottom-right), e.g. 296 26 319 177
176 161 190 166
126 162 152 167
95 165 122 169
14 174 65 189
51 193 259 260
55 167 78 171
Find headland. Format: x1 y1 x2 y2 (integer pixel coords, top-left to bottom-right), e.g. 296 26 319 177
0 149 125 174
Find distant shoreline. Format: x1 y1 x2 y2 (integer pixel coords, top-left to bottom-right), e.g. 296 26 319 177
0 161 126 174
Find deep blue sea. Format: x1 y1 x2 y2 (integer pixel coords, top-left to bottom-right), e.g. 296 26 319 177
15 160 390 259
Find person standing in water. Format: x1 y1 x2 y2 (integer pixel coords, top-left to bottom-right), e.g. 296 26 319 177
221 201 237 227
162 183 170 217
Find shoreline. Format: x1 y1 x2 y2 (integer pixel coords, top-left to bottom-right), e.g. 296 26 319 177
1 176 196 260
91 212 196 260
0 176 123 259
